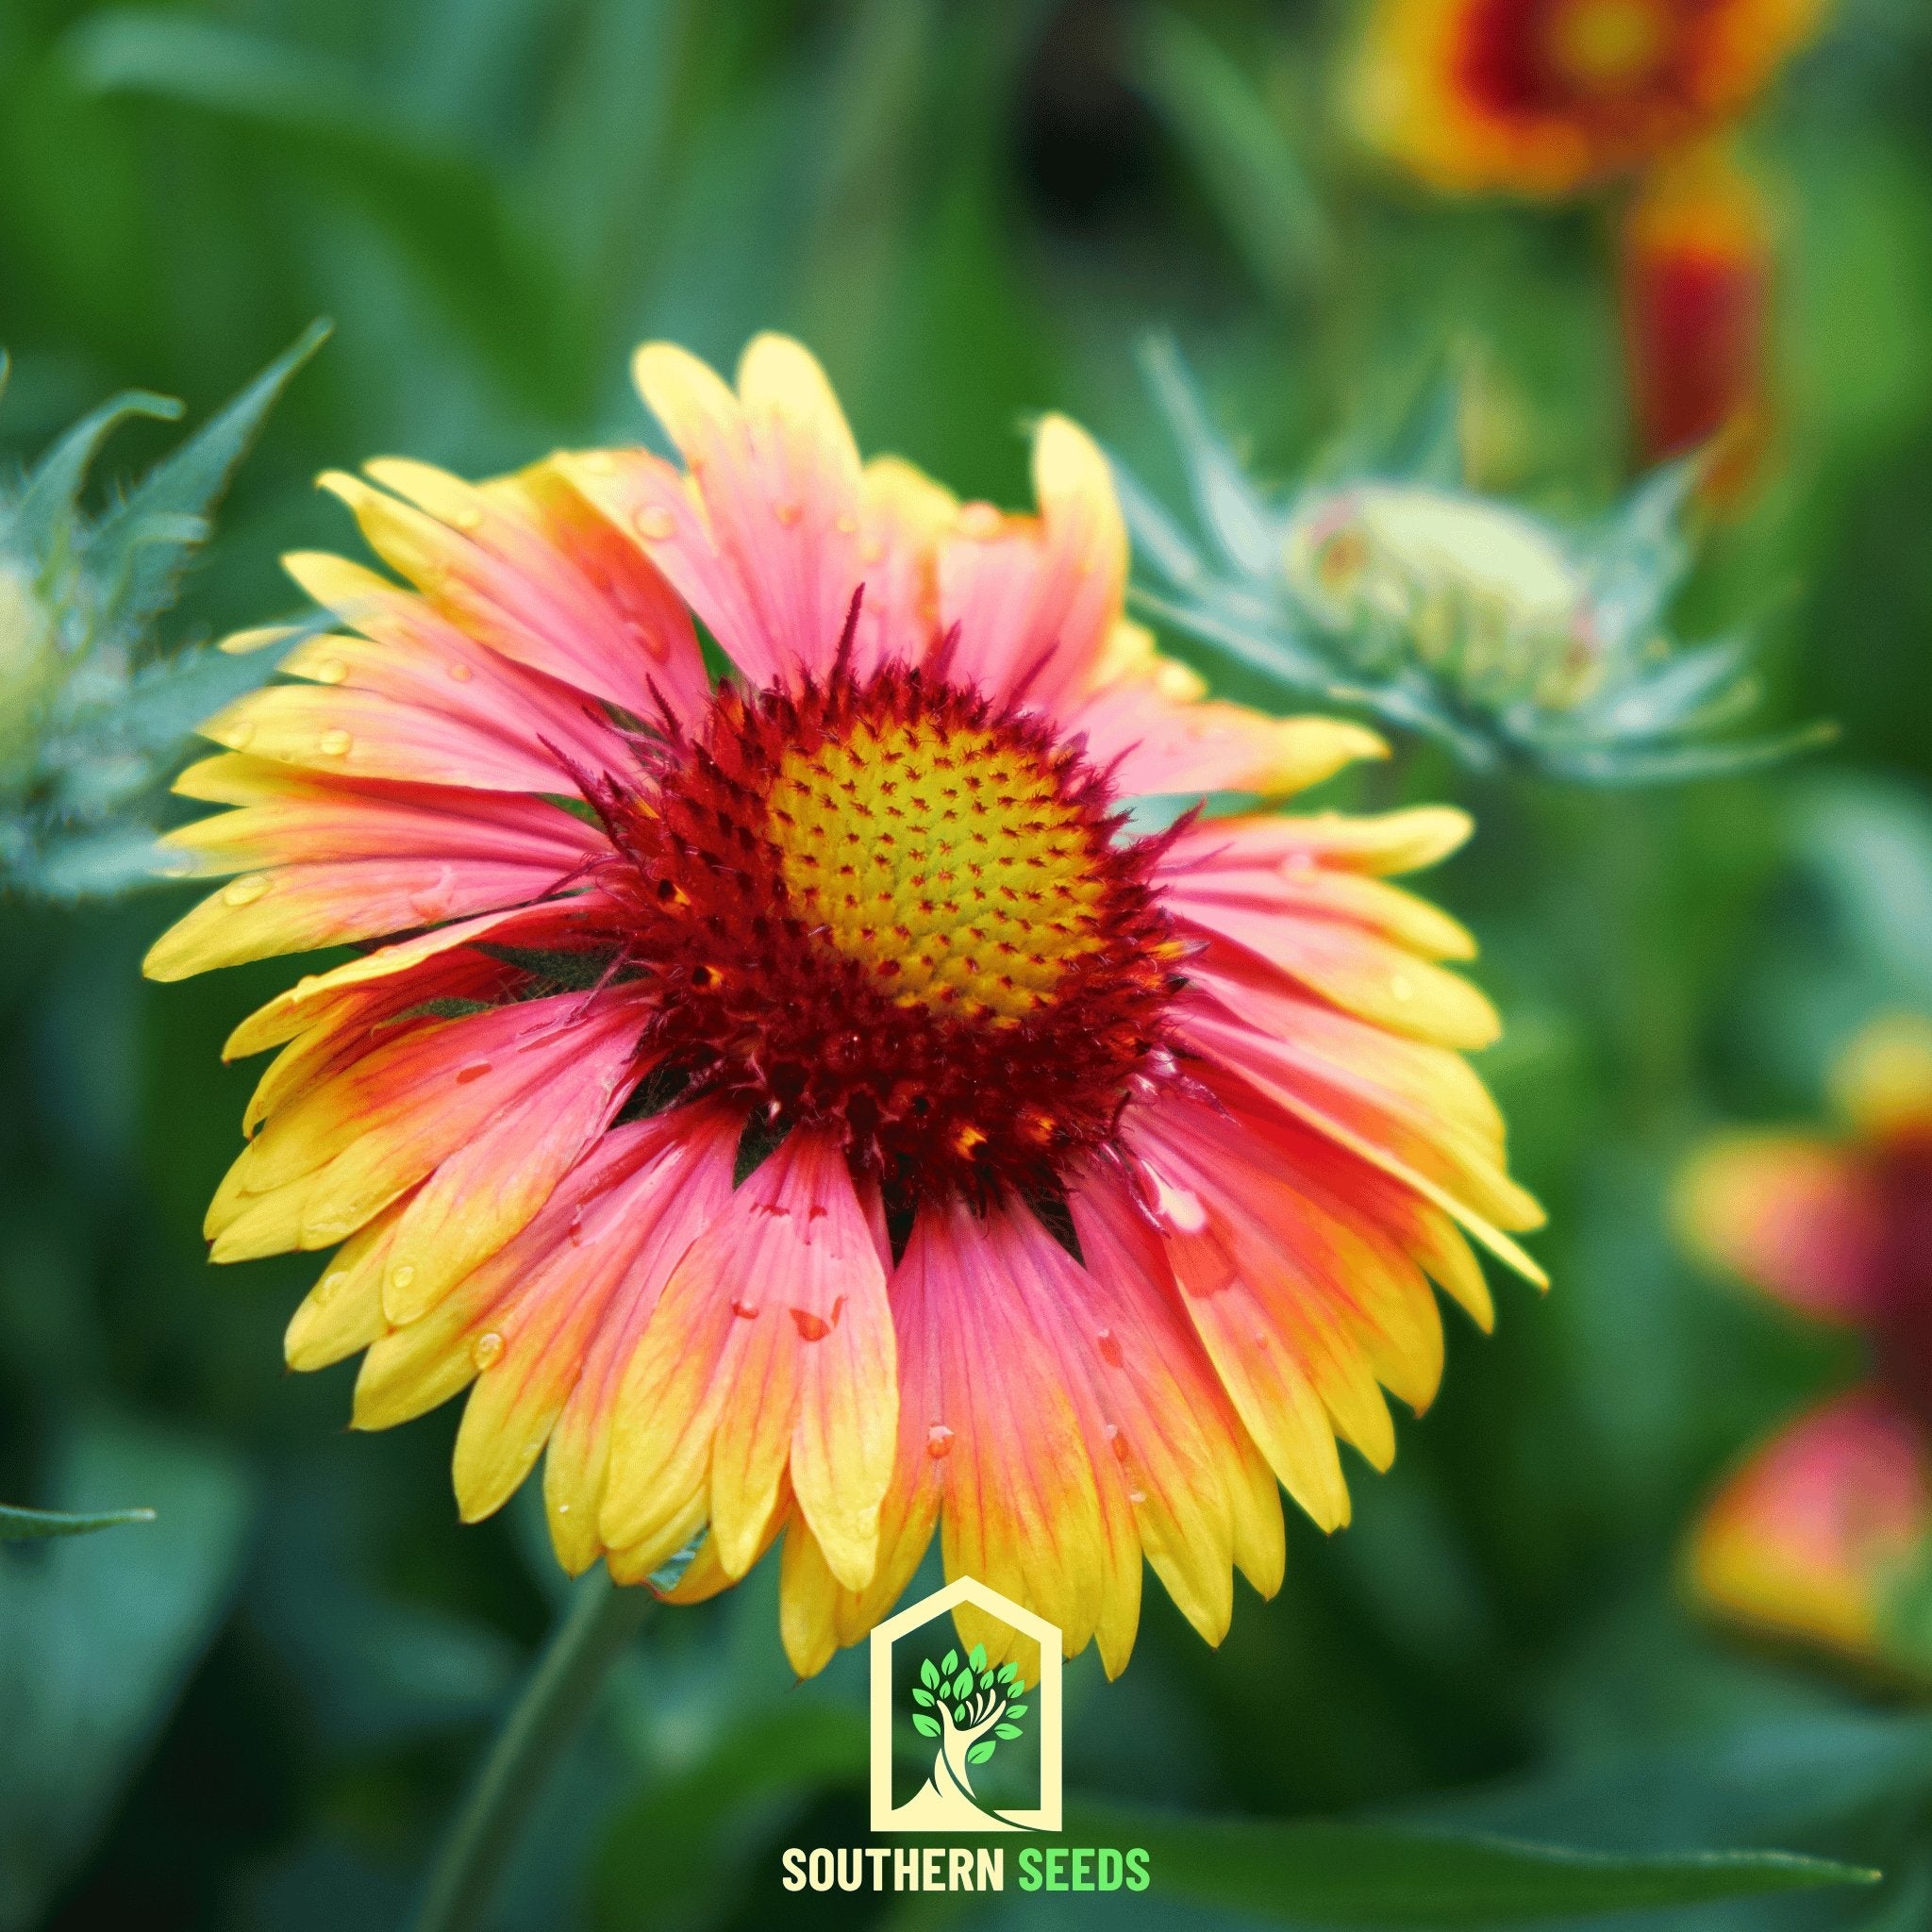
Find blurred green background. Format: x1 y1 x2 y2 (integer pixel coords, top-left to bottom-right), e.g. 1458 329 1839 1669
5 0 1932 1927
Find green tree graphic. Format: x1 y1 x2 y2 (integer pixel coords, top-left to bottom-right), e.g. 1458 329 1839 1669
909 1642 1028 1818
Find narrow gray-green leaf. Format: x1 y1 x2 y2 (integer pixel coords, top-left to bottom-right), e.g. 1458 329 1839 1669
1061 1799 1878 1926
0 1503 155 1542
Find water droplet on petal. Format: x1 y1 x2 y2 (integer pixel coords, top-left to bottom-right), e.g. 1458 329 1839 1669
556 1500 572 1514
310 658 348 685
472 1330 505 1369
1107 1424 1129 1462
1147 1173 1208 1235
925 1424 955 1459
408 868 455 921
223 874 271 907
1095 1326 1123 1368
1390 974 1414 1002
390 1263 416 1291
835 512 858 536
730 1298 759 1321
318 728 352 757
774 499 801 528
455 1062 491 1084
446 660 475 682
451 504 484 532
792 1297 844 1341
634 507 675 541
1126 1488 1147 1506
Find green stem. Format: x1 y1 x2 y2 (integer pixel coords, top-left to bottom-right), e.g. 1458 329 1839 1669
411 1566 650 1932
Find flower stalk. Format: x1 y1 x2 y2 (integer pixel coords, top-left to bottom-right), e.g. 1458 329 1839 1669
411 1567 650 1932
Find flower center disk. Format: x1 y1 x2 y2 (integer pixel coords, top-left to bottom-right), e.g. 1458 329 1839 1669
595 663 1182 1208
765 712 1107 1021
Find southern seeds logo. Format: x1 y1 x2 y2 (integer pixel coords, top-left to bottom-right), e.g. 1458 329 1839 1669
872 1575 1060 1832
781 1577 1153 1897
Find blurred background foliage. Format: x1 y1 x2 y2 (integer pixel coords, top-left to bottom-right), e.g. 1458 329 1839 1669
3 0 1932 1927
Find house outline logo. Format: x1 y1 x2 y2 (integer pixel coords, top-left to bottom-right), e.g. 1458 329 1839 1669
869 1575 1063 1833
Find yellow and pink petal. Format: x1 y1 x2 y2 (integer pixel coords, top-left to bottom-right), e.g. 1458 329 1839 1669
1675 1131 1888 1324
1690 1387 1932 1668
596 1129 896 1593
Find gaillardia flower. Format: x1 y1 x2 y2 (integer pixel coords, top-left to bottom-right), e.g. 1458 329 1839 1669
1678 1014 1932 1673
1619 139 1772 501
146 336 1542 1675
1350 0 1825 198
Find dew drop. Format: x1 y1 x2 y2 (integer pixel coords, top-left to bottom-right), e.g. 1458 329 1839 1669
318 728 353 757
316 1269 348 1305
223 874 271 907
925 1424 955 1459
1390 974 1415 1002
455 1062 491 1084
634 507 676 541
730 1298 759 1321
310 658 348 685
446 660 475 683
390 1263 416 1292
568 1208 585 1247
774 499 801 528
451 504 484 532
1107 1424 1129 1461
408 868 455 921
472 1330 505 1370
556 1501 572 1515
835 512 858 536
226 723 256 750
1095 1325 1123 1368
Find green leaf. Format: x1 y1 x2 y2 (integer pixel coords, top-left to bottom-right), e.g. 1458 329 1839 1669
15 391 181 558
909 1713 940 1740
0 1416 253 1927
1059 1799 1879 1926
968 1642 986 1670
918 1657 941 1690
952 1668 974 1700
910 1686 934 1707
994 1724 1022 1740
85 319 330 641
966 1740 996 1765
0 1502 155 1541
1128 8 1327 306
1005 1703 1027 1719
941 1648 957 1674
64 14 564 405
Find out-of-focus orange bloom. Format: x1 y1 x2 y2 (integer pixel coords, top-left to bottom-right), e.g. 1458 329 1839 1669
1351 0 1827 197
1677 1015 1932 1674
1620 140 1773 498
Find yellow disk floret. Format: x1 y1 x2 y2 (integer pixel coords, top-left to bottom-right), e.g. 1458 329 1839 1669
765 716 1107 1023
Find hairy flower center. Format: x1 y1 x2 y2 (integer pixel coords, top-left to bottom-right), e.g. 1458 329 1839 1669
764 715 1107 1023
586 661 1184 1211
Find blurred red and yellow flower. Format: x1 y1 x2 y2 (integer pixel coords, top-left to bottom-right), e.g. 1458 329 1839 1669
1620 139 1773 497
146 336 1543 1675
1679 1014 1932 1667
1351 0 1825 197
